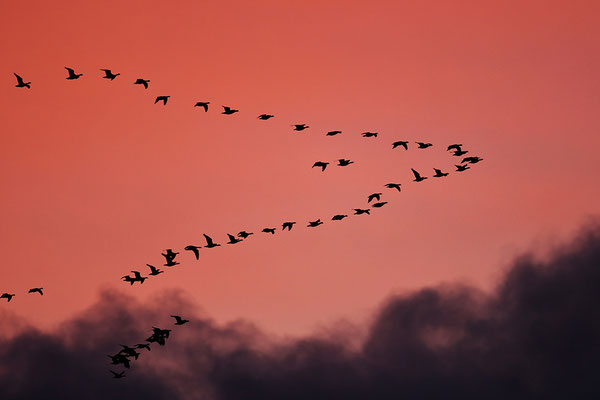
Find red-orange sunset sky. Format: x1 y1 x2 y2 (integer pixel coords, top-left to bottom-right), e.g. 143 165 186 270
1 0 599 335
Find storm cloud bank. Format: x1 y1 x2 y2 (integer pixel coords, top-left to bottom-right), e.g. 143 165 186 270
1 224 600 399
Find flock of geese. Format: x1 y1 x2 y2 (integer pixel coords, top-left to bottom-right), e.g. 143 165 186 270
8 67 484 378
108 315 189 378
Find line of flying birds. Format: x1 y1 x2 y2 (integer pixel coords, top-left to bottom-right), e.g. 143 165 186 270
10 68 483 290
108 315 189 379
0 288 44 302
120 144 483 286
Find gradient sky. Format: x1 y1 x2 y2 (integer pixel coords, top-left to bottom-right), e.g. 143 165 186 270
1 0 599 336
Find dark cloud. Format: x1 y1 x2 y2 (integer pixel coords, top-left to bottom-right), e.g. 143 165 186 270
1 224 600 399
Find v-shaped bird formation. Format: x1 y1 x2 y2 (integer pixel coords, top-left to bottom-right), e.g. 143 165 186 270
8 68 484 379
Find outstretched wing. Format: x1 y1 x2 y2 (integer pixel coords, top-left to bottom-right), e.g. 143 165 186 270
14 73 24 85
411 168 422 179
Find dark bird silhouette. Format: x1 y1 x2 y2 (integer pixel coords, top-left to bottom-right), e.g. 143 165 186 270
368 193 382 203
262 228 276 234
155 96 170 105
385 183 402 192
161 249 179 266
433 168 449 177
118 345 140 359
131 271 146 284
135 343 151 351
307 219 323 227
371 201 388 208
337 159 354 166
362 132 378 138
121 275 135 285
282 221 296 231
462 156 484 164
326 130 342 136
411 168 427 182
227 234 243 244
28 288 43 295
0 293 15 302
392 141 408 150
147 264 164 276
133 78 150 89
222 106 238 115
194 101 210 112
453 149 469 156
107 355 130 369
258 114 274 120
354 209 370 215
14 73 31 88
203 234 221 248
237 231 253 239
151 327 171 339
447 144 463 152
293 124 309 131
456 164 470 172
171 315 189 325
110 370 126 379
184 245 202 260
312 161 329 172
145 334 166 346
100 69 120 80
332 214 347 221
65 67 83 80
416 142 433 149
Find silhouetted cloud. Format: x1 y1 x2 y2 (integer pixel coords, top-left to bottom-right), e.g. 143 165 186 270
1 224 599 399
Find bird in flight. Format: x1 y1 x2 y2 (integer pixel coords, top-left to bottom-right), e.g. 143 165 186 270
133 78 150 89
312 161 329 172
184 245 202 260
371 201 388 208
326 130 342 136
368 193 382 203
194 102 210 112
131 271 147 284
203 234 221 248
146 264 164 276
258 114 274 120
332 214 348 221
293 124 309 131
107 355 130 369
411 168 427 182
13 73 31 88
392 141 408 150
238 231 253 239
100 69 120 80
433 168 449 177
227 234 243 244
135 343 151 352
28 288 43 295
1 293 15 302
361 132 378 138
110 370 126 379
337 159 354 166
262 228 276 234
354 209 371 215
416 142 433 149
171 315 190 325
118 345 140 360
462 156 483 164
282 221 296 231
385 183 402 192
222 106 239 115
307 219 323 227
122 275 136 285
161 249 179 266
65 67 83 80
447 144 463 152
456 164 470 172
155 96 170 105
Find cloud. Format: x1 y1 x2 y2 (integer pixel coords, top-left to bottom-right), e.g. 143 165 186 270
1 224 599 399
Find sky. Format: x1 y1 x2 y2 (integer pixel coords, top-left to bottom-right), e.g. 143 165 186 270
1 0 599 337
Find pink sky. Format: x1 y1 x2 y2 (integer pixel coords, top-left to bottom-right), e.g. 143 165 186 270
1 0 599 335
